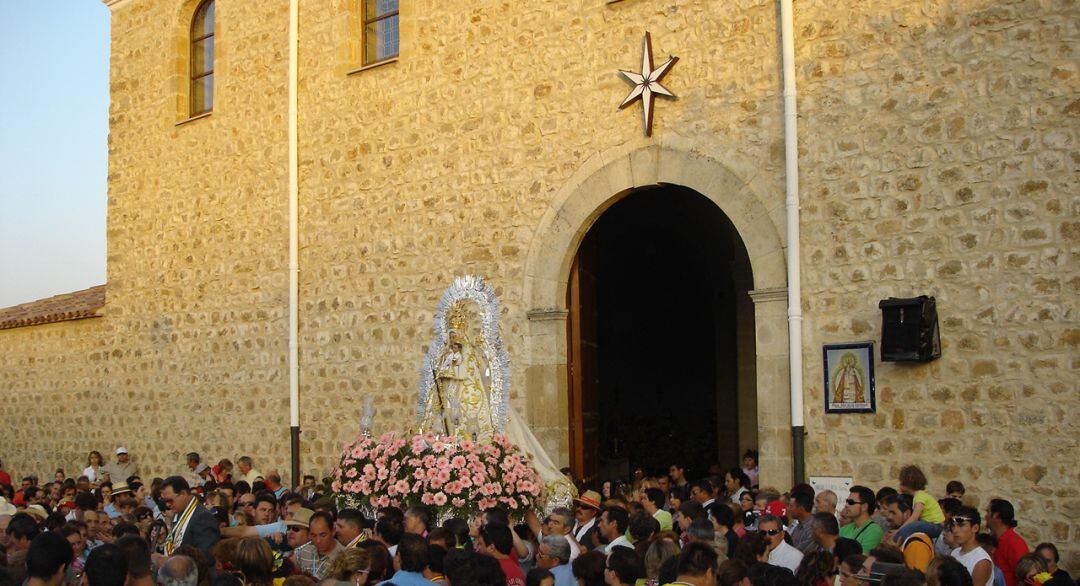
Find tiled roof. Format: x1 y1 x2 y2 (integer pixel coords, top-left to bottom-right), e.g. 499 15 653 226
0 285 107 330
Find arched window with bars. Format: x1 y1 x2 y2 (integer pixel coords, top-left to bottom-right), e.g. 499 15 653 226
190 0 214 116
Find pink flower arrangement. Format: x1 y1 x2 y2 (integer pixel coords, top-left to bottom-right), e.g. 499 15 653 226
332 432 545 520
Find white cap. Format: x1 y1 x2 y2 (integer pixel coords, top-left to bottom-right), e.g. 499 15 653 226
116 447 129 455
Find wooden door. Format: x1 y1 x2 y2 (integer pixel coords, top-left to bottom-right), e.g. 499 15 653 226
567 235 600 485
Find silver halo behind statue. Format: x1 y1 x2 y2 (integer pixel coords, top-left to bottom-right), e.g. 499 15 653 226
417 275 510 433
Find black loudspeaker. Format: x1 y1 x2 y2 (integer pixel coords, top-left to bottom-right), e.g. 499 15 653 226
878 296 941 362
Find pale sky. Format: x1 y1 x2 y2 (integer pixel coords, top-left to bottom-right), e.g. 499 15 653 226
0 2 110 307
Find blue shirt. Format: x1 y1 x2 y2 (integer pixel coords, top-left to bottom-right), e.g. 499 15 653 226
551 564 576 586
993 566 1006 586
255 520 287 538
378 571 437 586
104 503 121 519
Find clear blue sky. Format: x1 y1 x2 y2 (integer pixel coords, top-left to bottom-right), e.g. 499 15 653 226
0 2 110 307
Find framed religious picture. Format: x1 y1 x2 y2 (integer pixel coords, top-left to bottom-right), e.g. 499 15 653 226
823 342 876 413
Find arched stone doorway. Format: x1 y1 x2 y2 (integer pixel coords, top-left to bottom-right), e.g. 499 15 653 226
566 185 756 483
522 145 793 488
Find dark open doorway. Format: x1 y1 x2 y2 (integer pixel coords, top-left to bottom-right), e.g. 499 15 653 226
567 185 757 484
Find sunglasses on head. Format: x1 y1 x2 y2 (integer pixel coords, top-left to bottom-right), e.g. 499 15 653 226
947 517 975 527
240 501 255 507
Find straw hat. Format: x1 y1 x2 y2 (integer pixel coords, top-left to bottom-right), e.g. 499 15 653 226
285 508 315 528
574 490 602 510
24 504 49 522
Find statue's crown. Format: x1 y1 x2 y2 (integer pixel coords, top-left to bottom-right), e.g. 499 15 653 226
448 304 469 331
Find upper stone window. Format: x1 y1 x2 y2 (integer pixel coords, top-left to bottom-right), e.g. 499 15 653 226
362 0 399 65
190 0 214 116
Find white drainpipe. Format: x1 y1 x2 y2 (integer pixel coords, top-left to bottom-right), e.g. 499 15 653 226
780 0 806 482
288 0 301 485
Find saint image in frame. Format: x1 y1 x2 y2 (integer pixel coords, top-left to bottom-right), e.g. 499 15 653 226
823 342 876 413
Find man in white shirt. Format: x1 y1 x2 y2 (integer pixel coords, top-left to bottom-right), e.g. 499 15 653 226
598 507 633 555
236 456 263 486
761 514 803 573
534 507 582 561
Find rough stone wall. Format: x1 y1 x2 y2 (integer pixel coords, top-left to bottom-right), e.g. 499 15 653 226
293 0 786 470
0 0 293 478
0 0 1075 568
795 0 1079 568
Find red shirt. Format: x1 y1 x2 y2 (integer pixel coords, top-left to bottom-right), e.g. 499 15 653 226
497 556 525 586
993 528 1029 586
0 470 11 486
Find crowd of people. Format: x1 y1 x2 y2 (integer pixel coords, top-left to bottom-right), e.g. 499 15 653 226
0 450 1074 586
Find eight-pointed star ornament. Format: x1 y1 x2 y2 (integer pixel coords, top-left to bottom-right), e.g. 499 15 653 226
617 32 678 137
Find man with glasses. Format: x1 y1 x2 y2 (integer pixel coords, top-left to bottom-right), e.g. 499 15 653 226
158 476 219 560
285 508 314 550
760 514 803 573
235 493 256 511
540 508 581 562
878 494 933 572
535 535 575 586
571 490 602 552
839 486 884 554
605 547 645 586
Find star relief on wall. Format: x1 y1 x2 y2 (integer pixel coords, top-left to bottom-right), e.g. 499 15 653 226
617 32 678 137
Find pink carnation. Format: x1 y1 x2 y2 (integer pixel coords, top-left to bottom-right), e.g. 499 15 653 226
433 492 448 506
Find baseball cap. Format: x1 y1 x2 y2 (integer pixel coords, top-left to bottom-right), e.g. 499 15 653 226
765 500 788 519
116 447 129 455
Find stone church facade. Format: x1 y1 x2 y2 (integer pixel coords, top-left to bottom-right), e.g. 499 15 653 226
1 0 1076 566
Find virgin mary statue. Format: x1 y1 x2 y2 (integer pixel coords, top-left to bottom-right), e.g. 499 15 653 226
419 312 496 443
417 276 575 509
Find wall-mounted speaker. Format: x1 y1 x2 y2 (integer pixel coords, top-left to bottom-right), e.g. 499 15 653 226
878 296 941 363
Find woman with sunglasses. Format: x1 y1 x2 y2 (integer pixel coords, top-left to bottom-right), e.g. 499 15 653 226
949 506 994 586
